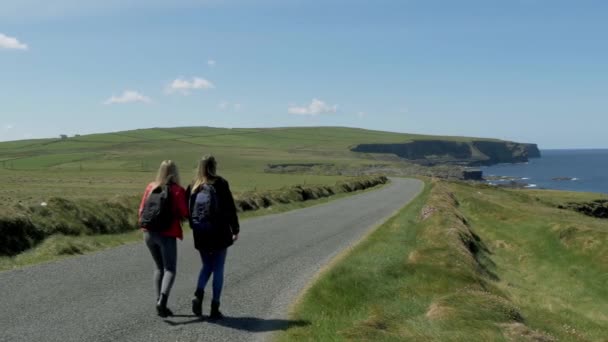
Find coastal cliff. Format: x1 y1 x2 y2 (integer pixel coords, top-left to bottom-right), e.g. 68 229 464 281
351 140 541 166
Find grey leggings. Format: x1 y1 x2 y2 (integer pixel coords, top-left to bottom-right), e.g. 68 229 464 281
144 232 177 301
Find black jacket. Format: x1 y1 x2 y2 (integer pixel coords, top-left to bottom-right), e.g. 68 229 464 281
187 177 240 252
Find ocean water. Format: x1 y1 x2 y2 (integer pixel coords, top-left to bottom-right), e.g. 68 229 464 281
480 149 608 194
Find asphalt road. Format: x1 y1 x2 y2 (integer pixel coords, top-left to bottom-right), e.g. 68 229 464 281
0 178 423 342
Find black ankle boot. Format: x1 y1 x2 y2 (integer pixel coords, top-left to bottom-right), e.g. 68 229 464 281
156 293 173 318
209 300 223 320
192 289 204 316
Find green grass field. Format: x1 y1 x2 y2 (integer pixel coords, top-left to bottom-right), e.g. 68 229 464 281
281 181 608 341
0 127 382 202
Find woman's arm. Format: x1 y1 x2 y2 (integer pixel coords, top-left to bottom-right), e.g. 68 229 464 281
185 184 192 215
222 180 240 235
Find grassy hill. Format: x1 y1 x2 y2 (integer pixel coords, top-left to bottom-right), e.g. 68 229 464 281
1 126 403 203
0 126 494 172
0 126 533 204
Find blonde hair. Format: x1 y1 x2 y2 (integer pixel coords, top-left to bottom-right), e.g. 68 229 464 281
193 155 217 191
154 160 181 186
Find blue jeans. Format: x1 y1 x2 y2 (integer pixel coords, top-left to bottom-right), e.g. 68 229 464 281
197 249 227 302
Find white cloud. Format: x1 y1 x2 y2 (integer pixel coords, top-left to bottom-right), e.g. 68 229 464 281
167 77 215 94
207 59 216 67
104 90 152 105
0 33 28 50
288 98 338 116
358 112 366 118
218 101 241 112
4 124 14 130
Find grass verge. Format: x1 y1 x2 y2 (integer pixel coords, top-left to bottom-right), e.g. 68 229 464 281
280 180 608 341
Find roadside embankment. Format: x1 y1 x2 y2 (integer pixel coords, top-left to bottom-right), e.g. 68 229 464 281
281 180 608 341
0 176 388 260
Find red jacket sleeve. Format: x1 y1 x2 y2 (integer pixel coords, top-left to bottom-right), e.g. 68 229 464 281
172 185 189 219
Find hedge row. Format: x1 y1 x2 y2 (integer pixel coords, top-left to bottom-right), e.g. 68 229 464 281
233 175 388 212
0 196 139 256
0 175 388 256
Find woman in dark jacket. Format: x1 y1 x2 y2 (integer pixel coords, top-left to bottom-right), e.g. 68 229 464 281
187 155 239 319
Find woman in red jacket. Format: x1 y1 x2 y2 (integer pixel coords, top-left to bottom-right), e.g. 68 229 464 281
139 160 188 317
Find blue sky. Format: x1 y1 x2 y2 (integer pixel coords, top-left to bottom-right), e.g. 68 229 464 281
1 0 606 148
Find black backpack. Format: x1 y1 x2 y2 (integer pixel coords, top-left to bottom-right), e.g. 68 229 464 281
189 184 219 232
140 184 173 232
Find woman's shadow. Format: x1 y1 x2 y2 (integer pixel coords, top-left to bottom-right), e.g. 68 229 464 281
166 315 310 333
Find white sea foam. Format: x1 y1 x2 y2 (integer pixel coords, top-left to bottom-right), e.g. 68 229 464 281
525 184 538 188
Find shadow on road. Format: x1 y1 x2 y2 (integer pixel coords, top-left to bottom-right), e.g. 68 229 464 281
165 315 310 332
208 316 311 332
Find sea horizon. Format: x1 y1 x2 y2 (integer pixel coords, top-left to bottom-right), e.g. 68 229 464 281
481 149 608 195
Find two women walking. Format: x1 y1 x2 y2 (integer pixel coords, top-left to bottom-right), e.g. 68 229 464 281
138 155 239 319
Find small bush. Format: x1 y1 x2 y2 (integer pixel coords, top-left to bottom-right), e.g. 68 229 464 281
0 213 41 256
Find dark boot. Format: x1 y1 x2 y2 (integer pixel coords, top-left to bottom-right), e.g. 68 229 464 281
209 300 224 320
156 293 173 318
192 289 204 316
